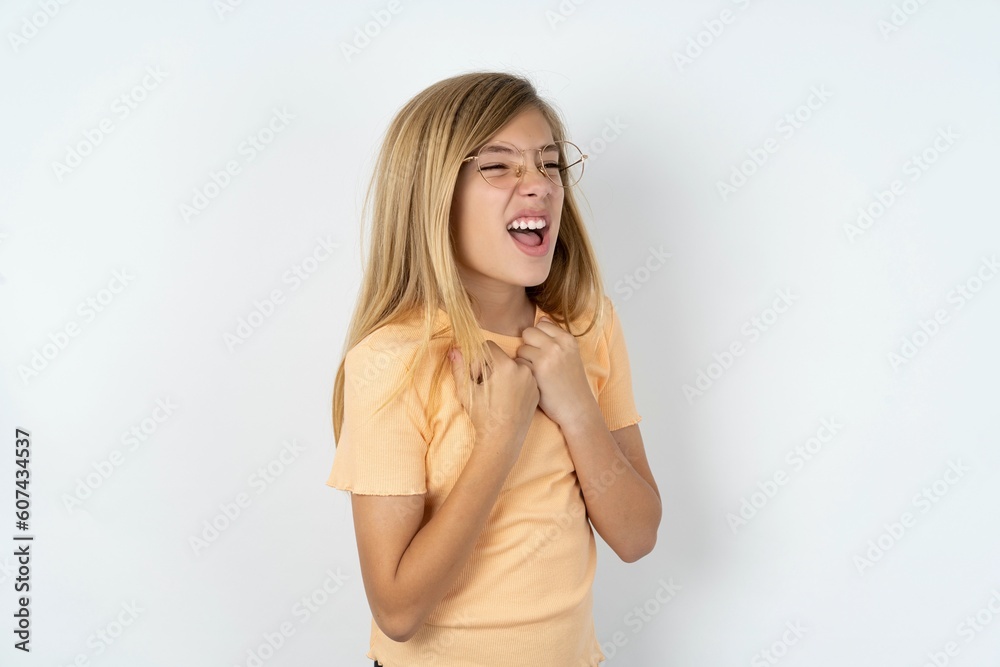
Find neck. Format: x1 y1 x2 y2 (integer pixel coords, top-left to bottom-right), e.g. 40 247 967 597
456 286 535 337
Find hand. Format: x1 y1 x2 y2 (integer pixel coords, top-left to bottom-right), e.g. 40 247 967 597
515 317 598 428
450 341 539 461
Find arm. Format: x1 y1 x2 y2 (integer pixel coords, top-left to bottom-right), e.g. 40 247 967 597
560 401 661 563
351 431 518 642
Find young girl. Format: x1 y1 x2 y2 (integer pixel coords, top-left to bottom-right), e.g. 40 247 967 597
327 71 661 666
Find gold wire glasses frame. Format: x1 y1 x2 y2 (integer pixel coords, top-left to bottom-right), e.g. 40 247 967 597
461 140 588 188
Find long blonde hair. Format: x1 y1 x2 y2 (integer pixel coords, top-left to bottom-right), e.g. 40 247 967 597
332 70 609 445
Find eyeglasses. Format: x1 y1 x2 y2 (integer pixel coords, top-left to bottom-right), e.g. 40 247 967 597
461 140 587 189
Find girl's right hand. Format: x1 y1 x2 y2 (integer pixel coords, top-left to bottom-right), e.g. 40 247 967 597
449 341 539 460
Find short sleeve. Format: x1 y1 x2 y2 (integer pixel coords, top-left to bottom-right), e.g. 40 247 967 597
597 301 643 431
326 339 429 495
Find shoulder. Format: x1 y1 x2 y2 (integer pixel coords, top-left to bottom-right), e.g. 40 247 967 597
581 293 618 328
348 310 440 370
601 295 626 344
561 294 618 355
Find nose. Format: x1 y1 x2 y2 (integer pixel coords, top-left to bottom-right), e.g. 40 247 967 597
515 155 556 196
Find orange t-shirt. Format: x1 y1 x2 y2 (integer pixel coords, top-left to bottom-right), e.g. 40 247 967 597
327 296 642 666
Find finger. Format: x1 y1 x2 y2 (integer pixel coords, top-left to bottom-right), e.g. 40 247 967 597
521 327 556 348
479 340 510 379
473 357 487 384
514 343 541 363
484 339 514 365
449 347 466 391
454 345 486 385
532 319 563 337
484 339 507 354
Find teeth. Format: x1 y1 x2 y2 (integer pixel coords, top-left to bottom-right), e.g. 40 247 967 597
507 217 547 231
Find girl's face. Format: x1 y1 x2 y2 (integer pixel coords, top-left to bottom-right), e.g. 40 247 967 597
450 107 563 293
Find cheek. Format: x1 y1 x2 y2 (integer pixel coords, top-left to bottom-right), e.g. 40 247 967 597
460 188 506 231
450 182 475 242
452 189 499 259
454 170 521 231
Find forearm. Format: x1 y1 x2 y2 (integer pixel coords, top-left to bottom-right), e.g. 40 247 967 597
391 433 517 638
561 401 661 562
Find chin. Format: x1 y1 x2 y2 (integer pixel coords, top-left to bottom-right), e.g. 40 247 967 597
521 268 552 288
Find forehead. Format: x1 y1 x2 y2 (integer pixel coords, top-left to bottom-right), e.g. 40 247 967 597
485 107 556 149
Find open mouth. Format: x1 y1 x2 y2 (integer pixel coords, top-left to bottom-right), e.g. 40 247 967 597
506 217 549 249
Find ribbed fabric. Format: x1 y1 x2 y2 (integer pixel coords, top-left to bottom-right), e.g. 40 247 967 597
327 296 642 667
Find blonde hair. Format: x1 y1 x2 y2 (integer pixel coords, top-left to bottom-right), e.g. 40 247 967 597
332 70 609 445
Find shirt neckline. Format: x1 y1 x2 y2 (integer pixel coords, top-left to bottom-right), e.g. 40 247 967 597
481 303 545 341
435 303 545 341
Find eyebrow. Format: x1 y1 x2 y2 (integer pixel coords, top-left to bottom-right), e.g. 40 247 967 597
479 142 560 155
480 144 519 156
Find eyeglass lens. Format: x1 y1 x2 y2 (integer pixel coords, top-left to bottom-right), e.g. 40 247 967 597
475 141 585 188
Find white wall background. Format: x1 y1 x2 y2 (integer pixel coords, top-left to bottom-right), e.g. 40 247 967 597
1 1 998 665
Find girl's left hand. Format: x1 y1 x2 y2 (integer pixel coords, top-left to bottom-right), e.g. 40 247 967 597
516 316 596 427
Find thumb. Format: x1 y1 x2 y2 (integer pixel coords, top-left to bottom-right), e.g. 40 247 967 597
449 347 465 387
